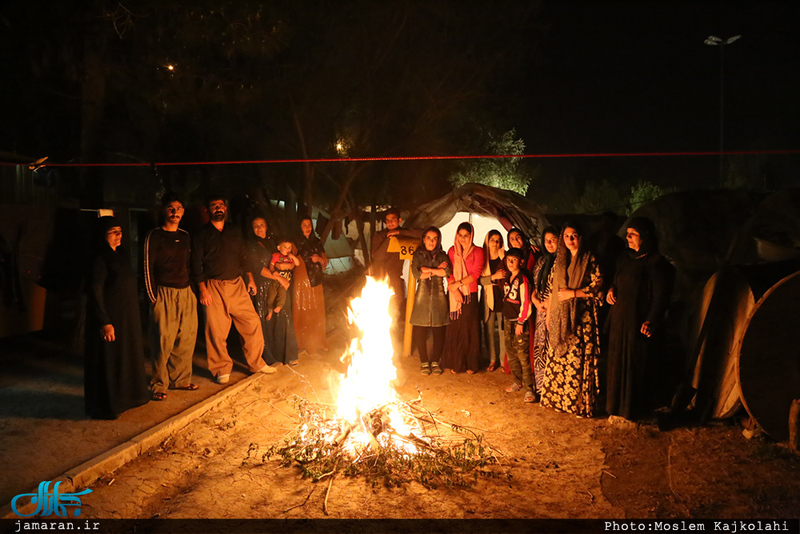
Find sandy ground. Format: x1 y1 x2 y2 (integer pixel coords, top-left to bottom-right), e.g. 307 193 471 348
77 347 800 520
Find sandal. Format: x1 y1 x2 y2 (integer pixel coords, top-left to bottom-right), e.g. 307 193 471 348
431 362 443 375
421 364 432 375
505 383 523 393
152 392 167 401
169 383 199 391
487 362 498 372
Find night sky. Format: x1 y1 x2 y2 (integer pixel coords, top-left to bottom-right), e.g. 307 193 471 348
515 1 800 192
1 1 798 208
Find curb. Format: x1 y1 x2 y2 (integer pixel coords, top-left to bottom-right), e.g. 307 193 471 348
2 374 266 519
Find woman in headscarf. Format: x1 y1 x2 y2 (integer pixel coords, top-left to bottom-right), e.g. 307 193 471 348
540 220 603 417
441 222 485 374
293 216 329 354
410 226 451 375
507 227 538 273
606 217 674 420
480 229 507 372
247 214 280 366
530 226 559 399
84 216 150 419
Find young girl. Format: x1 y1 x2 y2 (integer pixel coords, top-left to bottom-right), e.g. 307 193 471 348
480 230 507 372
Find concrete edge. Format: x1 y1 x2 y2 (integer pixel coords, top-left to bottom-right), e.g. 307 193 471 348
1 374 266 519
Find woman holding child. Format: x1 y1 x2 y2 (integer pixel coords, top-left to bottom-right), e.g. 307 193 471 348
248 215 299 366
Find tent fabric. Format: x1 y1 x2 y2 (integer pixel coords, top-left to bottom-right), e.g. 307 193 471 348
405 183 549 245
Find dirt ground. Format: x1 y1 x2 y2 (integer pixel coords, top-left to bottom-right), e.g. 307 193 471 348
78 342 800 520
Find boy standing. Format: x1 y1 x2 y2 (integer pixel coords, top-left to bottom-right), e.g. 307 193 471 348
502 248 536 403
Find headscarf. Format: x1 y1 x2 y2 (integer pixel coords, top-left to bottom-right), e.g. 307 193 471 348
297 217 325 287
449 222 475 319
547 220 591 355
97 216 121 252
536 226 558 296
481 229 505 312
507 227 533 271
625 216 658 256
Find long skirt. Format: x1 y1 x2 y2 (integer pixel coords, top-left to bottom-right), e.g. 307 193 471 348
264 289 299 365
440 296 481 373
292 259 327 352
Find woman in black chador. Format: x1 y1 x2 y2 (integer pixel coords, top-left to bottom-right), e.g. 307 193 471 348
84 216 150 419
605 217 674 421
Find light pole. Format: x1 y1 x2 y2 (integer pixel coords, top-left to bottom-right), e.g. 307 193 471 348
704 34 741 187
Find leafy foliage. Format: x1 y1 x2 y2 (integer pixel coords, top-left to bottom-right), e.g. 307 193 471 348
449 129 534 195
627 180 676 215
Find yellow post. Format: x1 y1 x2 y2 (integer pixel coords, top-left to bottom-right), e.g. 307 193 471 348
387 236 419 357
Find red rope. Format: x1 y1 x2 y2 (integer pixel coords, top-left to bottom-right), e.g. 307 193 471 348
3 149 800 168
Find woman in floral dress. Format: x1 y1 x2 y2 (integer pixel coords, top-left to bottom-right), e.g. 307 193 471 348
540 221 603 417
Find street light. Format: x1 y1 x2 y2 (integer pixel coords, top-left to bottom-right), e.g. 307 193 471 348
704 35 741 187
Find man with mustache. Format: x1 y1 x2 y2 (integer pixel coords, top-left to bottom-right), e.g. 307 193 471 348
191 194 276 384
144 193 198 401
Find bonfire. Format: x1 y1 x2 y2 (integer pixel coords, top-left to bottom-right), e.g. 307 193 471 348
245 277 502 510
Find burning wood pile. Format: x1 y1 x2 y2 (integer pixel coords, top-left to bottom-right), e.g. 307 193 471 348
244 277 502 495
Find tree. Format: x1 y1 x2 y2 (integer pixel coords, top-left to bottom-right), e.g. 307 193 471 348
448 129 534 195
627 180 675 215
574 179 626 215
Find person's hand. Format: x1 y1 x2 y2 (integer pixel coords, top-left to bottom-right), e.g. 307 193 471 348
279 277 290 290
311 254 321 264
558 288 576 302
606 288 616 305
437 261 448 269
452 289 464 304
640 321 652 337
420 271 431 280
492 269 506 280
247 280 257 296
387 230 399 237
199 287 213 306
102 324 115 342
515 323 524 336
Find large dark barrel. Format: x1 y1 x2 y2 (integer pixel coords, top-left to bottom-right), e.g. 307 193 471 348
689 267 754 419
738 270 800 442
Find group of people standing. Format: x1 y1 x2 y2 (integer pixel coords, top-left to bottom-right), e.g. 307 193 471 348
84 193 328 419
404 213 674 420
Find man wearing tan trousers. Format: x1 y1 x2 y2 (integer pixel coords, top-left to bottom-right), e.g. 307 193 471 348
144 193 199 400
191 195 276 384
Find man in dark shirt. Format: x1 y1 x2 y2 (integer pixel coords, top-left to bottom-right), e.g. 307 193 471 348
370 207 421 352
191 195 275 384
371 208 421 313
144 193 199 400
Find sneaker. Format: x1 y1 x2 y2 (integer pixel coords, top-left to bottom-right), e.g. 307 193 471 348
421 364 432 375
524 391 536 403
505 383 523 393
431 362 443 375
216 374 230 384
258 365 277 374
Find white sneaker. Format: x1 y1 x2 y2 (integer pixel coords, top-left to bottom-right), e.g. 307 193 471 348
216 374 230 384
258 365 277 375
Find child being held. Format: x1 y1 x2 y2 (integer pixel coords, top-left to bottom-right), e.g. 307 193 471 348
267 239 301 320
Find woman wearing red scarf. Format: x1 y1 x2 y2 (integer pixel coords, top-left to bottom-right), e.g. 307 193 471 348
441 222 485 374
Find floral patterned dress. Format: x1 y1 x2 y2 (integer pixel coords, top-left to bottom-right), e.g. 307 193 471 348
540 256 603 417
